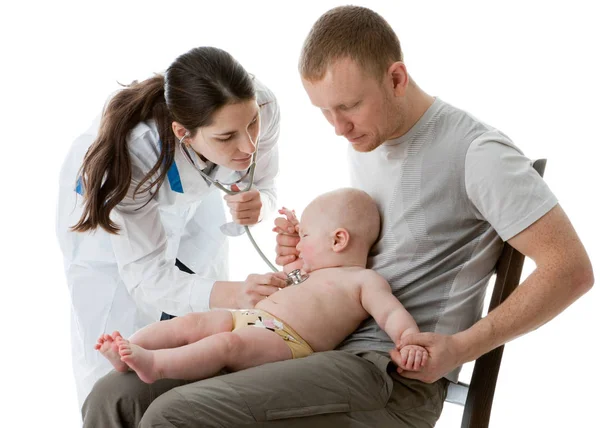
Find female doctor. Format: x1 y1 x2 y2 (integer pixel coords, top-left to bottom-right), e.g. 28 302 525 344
56 46 287 407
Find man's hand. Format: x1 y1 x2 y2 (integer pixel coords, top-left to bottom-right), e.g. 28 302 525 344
224 184 262 226
273 207 302 273
390 333 464 383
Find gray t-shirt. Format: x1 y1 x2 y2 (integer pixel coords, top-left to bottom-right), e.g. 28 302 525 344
338 98 557 382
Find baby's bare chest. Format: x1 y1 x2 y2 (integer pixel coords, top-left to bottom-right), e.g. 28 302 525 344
276 273 363 312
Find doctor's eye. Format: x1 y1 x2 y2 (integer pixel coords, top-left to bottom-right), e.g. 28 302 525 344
215 135 233 142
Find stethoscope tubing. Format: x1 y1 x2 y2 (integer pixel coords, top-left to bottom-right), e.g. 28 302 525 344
180 135 279 273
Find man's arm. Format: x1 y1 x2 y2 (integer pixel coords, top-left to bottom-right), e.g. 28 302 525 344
397 204 594 382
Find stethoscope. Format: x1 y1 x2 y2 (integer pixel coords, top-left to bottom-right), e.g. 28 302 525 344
179 133 309 286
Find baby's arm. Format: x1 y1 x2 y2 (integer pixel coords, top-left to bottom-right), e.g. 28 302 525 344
359 271 428 371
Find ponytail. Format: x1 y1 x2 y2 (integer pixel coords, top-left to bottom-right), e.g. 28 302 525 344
71 46 256 234
71 75 175 234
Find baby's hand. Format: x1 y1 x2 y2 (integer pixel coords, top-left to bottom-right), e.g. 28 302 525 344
272 206 299 234
397 344 428 371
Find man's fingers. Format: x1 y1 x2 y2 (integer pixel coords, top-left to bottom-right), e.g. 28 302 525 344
276 234 300 247
398 332 435 349
275 244 299 257
275 254 297 266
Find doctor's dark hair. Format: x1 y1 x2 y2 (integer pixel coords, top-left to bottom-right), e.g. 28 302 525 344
72 46 256 234
299 6 402 81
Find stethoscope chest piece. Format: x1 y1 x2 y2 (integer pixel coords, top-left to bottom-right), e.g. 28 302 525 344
286 269 309 286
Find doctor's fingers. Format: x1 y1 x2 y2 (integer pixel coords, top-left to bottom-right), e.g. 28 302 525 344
224 187 260 201
253 284 283 297
230 208 260 223
226 198 262 213
247 272 288 287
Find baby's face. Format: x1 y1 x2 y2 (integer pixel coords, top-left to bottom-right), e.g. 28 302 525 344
295 211 332 273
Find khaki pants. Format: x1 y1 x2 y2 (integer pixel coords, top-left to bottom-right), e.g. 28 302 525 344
82 350 447 428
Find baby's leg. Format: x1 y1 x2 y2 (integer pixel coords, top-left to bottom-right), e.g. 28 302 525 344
119 326 292 384
95 332 128 372
129 310 234 350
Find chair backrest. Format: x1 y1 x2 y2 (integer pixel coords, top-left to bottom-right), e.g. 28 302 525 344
445 159 547 428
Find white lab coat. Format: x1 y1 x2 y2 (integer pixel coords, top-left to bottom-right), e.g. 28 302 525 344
56 78 280 407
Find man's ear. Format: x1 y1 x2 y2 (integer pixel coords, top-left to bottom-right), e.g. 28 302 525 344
331 228 350 253
387 61 409 97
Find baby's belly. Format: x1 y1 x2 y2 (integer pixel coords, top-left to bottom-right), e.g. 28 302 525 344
255 298 365 352
255 298 298 328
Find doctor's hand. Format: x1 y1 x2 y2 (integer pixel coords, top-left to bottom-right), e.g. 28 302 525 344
390 332 463 384
224 184 262 226
273 207 303 274
237 272 289 308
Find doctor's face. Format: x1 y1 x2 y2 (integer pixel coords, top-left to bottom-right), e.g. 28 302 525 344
188 99 260 171
302 58 404 152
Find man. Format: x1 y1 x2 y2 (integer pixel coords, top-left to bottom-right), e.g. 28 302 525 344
82 6 593 427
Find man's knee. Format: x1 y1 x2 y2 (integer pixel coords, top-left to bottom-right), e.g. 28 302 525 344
83 371 190 427
141 377 255 428
83 371 137 411
82 371 147 426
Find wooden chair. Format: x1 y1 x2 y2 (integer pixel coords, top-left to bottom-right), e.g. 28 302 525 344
444 159 547 427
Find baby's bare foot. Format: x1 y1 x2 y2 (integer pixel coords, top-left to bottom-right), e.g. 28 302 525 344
118 340 159 384
95 332 128 372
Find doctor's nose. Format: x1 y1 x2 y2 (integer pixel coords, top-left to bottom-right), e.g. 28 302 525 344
239 132 257 155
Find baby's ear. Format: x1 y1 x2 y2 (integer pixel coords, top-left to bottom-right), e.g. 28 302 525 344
332 228 350 252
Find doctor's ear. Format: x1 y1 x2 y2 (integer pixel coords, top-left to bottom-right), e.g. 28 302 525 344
331 228 350 253
172 122 189 141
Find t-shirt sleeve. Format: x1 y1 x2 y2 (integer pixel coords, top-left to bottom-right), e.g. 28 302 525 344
465 131 558 241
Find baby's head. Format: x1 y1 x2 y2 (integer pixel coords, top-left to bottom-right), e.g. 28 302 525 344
296 188 381 272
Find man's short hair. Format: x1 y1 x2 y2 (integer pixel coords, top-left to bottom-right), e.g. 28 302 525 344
299 6 403 81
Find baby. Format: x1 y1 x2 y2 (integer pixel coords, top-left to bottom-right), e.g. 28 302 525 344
96 188 428 383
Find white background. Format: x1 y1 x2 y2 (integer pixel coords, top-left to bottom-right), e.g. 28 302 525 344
1 1 598 426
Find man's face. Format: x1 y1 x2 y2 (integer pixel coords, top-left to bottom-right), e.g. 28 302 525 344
302 58 402 152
